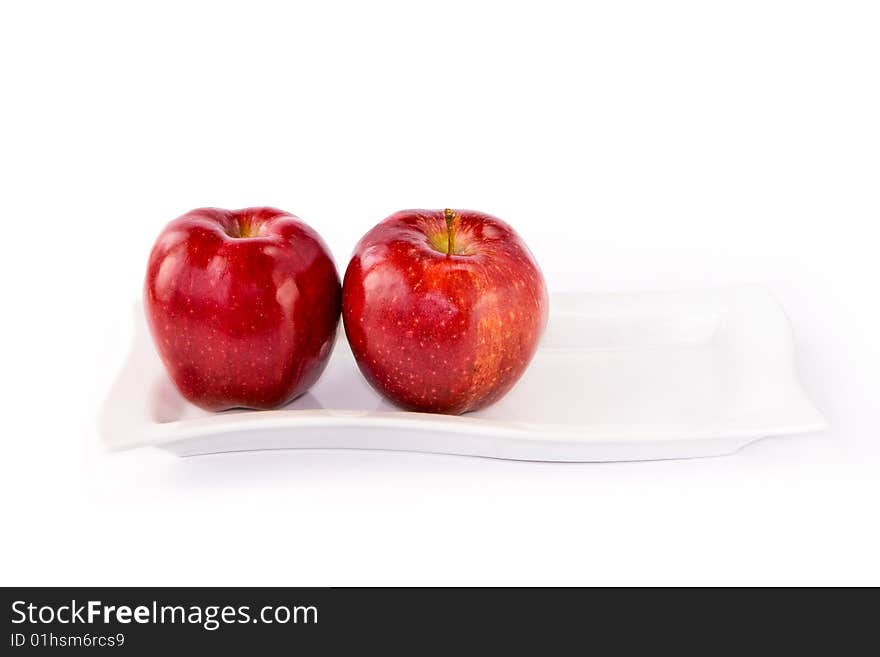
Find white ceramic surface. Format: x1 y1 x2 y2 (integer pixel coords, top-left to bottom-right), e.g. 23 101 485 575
101 286 827 461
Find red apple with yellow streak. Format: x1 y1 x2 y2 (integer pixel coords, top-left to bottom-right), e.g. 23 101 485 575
342 209 548 414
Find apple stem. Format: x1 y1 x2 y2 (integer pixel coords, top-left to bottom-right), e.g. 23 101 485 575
444 208 456 256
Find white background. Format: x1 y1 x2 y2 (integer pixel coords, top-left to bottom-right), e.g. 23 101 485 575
1 1 878 585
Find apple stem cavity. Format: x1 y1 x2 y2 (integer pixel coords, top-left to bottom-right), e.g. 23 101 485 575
444 208 456 256
226 217 262 239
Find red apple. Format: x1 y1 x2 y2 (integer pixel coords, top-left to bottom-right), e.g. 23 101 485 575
144 207 341 411
342 209 548 414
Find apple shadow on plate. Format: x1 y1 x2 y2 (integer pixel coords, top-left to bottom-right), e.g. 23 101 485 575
152 374 327 422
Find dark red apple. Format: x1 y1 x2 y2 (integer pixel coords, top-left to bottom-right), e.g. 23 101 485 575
342 209 548 414
144 207 340 411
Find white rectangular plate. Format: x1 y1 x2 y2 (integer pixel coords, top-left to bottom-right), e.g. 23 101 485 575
101 286 826 462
